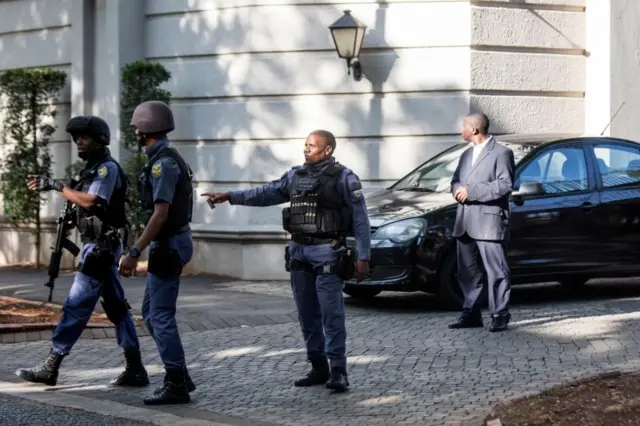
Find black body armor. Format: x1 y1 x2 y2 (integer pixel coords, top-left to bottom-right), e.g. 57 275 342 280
282 163 352 237
75 156 128 243
139 146 194 241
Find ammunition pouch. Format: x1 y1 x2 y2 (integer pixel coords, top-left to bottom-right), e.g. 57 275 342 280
335 247 356 280
77 245 114 281
285 242 355 279
100 297 131 327
148 243 183 278
284 245 291 272
282 207 292 234
78 215 105 243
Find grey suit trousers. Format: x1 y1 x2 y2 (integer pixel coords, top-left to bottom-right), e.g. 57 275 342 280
456 233 511 315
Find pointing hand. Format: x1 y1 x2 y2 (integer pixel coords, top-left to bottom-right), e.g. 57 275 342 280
200 192 231 207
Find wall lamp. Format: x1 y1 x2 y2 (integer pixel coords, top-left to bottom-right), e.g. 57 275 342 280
328 10 367 82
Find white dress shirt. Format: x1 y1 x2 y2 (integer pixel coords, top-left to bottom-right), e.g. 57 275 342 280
471 136 492 165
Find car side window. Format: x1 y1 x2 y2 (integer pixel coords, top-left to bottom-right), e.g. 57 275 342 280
593 143 640 189
517 147 588 194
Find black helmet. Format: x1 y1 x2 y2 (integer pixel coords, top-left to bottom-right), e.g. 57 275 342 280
130 100 175 135
66 116 110 145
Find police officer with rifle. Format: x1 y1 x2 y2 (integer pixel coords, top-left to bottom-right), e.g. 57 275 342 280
15 116 149 389
202 129 371 394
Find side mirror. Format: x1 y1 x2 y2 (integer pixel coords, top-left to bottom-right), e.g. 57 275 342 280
511 181 544 205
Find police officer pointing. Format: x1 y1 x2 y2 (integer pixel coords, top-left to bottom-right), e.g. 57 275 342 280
118 100 196 405
202 130 371 393
16 116 148 388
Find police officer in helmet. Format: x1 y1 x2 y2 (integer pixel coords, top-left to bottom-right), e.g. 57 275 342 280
16 116 149 388
202 130 371 393
118 100 196 405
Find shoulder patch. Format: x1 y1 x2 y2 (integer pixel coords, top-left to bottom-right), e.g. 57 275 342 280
352 189 363 198
97 165 108 179
151 162 162 178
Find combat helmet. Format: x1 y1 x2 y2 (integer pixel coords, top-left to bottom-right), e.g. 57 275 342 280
130 100 175 135
65 116 111 145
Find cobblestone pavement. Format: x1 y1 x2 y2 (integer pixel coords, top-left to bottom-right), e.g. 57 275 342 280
3 278 640 426
0 268 373 339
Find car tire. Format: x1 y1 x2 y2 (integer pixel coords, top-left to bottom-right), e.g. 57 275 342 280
343 286 382 299
560 277 589 289
435 249 464 311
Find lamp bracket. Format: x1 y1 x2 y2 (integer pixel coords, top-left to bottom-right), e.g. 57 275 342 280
345 58 363 82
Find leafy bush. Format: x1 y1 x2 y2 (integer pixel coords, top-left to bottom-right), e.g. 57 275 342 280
0 68 67 266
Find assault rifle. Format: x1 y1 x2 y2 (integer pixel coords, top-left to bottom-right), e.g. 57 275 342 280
44 197 80 302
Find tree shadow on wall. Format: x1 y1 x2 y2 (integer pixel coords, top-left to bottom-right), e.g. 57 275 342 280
148 2 468 229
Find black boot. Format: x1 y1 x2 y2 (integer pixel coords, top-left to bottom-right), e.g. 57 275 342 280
15 349 65 386
153 366 195 394
110 350 150 387
326 367 349 394
143 368 190 405
294 357 330 387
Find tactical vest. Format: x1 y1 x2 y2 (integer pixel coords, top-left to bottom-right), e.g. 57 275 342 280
75 156 128 242
283 163 352 237
139 146 194 241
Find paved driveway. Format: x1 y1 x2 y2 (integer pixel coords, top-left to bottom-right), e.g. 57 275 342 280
2 275 640 425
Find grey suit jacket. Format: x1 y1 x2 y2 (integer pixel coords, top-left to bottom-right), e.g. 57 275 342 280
451 137 516 241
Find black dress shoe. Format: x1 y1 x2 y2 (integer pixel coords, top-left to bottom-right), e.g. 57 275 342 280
448 313 483 329
489 313 511 332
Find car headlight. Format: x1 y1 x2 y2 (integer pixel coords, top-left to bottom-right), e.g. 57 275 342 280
372 218 426 243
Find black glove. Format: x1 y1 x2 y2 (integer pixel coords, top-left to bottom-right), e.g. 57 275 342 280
32 175 63 192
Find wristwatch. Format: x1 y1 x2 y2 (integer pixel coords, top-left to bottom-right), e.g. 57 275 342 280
129 248 141 258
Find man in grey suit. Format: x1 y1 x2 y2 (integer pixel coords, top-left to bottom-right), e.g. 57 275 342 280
448 112 515 332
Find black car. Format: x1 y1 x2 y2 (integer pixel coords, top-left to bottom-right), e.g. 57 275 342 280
344 134 640 310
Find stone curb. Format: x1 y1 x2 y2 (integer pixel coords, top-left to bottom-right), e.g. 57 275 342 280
0 380 232 426
0 312 301 344
0 322 112 334
0 325 151 344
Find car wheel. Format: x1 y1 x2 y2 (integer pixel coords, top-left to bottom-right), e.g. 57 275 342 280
436 250 464 311
343 286 382 299
560 277 589 289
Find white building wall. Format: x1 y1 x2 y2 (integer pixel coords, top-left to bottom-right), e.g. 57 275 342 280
470 0 585 133
0 0 636 280
144 0 475 278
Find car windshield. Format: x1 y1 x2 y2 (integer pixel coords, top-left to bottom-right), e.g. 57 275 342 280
390 141 537 193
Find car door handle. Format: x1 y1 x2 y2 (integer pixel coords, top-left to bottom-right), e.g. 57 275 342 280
580 202 594 213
